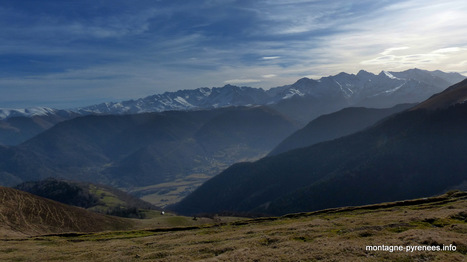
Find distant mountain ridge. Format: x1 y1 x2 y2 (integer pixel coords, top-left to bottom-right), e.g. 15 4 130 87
0 68 463 146
1 69 464 120
75 69 465 117
0 107 72 120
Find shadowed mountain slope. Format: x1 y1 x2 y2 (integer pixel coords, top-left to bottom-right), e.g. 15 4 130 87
269 103 414 156
173 79 467 216
0 107 298 190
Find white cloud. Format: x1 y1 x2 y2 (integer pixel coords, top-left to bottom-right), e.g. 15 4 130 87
262 74 276 78
223 79 262 85
381 47 410 56
294 0 467 75
262 56 280 60
360 46 467 72
432 47 465 54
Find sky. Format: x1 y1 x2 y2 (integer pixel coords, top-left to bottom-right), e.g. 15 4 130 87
1 0 466 109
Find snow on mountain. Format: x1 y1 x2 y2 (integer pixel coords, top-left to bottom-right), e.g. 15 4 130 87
282 89 305 99
0 107 59 120
383 70 399 80
2 69 464 120
76 85 272 115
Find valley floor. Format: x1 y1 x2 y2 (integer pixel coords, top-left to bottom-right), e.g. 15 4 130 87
1 192 466 261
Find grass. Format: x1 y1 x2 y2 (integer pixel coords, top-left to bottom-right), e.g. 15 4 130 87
1 192 466 261
129 173 213 207
87 185 126 212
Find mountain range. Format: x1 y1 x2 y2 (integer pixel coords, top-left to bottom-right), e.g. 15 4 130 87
0 106 297 202
0 69 464 145
0 68 465 210
172 78 467 216
75 68 465 118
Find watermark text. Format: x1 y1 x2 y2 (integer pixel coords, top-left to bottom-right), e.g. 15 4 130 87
365 244 456 252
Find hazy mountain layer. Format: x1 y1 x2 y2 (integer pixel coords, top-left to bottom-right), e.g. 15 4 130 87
269 103 415 156
0 107 297 197
0 111 79 145
173 79 467 216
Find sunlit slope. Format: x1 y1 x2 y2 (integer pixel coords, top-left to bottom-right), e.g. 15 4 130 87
0 187 133 237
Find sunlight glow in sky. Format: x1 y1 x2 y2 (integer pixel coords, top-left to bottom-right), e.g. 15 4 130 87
1 0 466 108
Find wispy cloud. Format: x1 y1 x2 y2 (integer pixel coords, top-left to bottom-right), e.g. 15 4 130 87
262 56 280 60
361 47 467 69
262 74 276 78
224 79 262 85
1 0 466 108
381 47 410 56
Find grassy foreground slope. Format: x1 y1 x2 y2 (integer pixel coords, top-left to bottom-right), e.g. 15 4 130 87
1 191 466 261
15 178 158 218
0 186 243 239
0 186 133 238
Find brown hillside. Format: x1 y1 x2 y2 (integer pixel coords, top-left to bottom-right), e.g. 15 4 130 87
0 187 133 238
412 78 467 110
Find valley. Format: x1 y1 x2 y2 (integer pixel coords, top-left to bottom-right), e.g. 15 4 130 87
130 173 212 208
0 106 298 207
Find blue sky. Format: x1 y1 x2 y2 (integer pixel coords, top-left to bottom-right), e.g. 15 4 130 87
1 0 466 108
